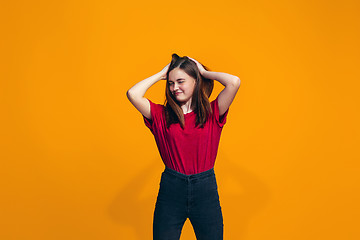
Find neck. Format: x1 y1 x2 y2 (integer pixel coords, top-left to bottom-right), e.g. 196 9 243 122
180 99 193 114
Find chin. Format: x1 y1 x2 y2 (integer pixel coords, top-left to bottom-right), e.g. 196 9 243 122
174 97 185 103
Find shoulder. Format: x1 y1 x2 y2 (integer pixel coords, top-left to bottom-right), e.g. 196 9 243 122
143 99 166 131
209 96 229 128
145 98 165 119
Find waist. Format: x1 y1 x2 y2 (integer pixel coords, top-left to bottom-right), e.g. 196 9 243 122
163 166 215 180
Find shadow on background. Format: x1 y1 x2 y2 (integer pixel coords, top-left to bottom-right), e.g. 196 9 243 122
108 159 161 239
108 153 270 239
216 152 270 239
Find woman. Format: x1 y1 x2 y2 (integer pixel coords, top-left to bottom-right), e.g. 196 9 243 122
126 53 241 240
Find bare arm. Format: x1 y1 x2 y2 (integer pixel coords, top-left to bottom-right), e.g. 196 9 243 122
187 57 240 116
126 64 169 119
202 71 241 116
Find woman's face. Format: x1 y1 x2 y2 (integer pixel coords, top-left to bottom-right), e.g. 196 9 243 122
168 68 196 104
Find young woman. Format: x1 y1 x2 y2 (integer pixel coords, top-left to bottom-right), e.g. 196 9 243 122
126 54 241 240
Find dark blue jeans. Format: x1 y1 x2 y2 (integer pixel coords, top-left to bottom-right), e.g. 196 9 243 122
153 166 224 240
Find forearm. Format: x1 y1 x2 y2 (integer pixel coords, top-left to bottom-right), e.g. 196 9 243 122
202 71 240 87
127 72 163 99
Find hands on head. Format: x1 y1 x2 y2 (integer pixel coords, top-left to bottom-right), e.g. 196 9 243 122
187 56 207 75
159 63 170 80
160 56 207 80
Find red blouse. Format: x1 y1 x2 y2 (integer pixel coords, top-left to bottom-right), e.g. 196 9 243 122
143 96 229 175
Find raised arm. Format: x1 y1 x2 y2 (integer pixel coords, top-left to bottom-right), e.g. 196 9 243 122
188 57 241 116
202 71 240 116
126 63 169 119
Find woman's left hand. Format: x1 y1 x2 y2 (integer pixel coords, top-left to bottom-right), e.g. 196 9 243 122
188 56 207 75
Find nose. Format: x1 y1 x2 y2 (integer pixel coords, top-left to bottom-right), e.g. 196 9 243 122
173 82 179 91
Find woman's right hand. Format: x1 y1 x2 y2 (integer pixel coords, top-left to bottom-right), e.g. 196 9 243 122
159 63 170 80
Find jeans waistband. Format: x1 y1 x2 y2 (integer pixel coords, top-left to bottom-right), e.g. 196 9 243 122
164 166 215 180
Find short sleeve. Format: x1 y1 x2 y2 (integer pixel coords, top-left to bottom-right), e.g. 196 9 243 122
142 98 164 133
212 96 229 128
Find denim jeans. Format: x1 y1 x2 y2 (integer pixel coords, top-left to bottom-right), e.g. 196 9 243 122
153 166 224 240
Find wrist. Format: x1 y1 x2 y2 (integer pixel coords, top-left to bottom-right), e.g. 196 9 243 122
201 70 210 78
159 71 167 80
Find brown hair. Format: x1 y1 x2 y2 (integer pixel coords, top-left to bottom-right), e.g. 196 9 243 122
164 53 214 129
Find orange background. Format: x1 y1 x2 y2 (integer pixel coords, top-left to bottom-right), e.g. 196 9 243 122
1 0 359 239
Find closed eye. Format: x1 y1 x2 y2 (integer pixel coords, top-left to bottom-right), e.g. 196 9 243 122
168 80 184 85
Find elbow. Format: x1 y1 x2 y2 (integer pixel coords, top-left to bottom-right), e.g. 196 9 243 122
126 89 134 101
127 89 143 103
231 77 241 89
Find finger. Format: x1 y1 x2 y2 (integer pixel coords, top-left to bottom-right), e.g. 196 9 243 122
188 57 196 62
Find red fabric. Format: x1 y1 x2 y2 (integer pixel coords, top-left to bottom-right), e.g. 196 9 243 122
143 96 229 175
